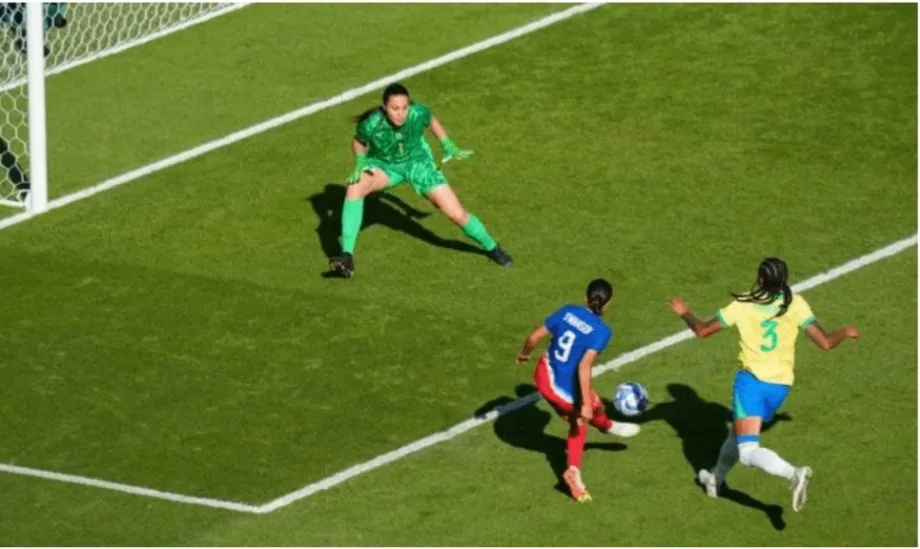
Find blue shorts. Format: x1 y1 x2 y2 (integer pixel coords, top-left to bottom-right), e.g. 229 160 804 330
732 370 790 423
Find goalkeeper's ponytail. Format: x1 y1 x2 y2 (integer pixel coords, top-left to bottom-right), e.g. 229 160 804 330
352 82 411 123
353 107 382 124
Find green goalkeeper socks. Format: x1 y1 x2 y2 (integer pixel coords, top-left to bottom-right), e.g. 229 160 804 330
343 202 494 255
341 198 364 254
462 214 497 252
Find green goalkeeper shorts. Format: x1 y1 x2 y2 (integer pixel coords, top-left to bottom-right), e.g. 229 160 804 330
364 156 447 196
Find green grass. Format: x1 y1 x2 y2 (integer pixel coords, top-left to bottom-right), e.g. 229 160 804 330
47 3 562 197
1 3 563 205
189 250 918 548
0 3 915 546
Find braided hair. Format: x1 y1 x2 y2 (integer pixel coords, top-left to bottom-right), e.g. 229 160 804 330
586 278 613 315
732 257 793 318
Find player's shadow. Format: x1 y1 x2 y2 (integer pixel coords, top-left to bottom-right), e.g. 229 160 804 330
475 384 627 498
307 183 486 276
612 382 791 531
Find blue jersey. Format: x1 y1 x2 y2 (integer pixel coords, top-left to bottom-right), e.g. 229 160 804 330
543 304 613 398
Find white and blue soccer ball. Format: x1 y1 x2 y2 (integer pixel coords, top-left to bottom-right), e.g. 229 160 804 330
613 381 650 417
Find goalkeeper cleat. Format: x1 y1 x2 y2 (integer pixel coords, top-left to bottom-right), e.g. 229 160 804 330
487 244 513 267
329 253 355 278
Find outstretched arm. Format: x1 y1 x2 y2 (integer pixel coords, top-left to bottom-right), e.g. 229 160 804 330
804 321 859 350
428 116 448 140
427 114 472 162
517 325 550 363
669 298 723 338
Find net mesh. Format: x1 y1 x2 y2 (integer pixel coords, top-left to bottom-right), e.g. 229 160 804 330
0 2 243 205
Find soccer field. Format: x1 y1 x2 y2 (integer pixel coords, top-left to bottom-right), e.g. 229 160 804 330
0 3 916 546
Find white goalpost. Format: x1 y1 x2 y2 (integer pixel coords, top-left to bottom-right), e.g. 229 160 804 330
0 2 249 211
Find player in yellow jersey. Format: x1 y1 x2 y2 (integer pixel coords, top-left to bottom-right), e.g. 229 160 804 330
668 257 859 512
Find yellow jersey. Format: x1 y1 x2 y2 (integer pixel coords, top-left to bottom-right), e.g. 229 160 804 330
717 293 816 385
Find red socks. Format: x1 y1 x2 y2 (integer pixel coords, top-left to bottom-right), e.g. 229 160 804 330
567 422 588 468
589 407 613 432
567 407 615 469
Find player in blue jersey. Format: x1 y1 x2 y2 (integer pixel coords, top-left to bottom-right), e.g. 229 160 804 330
516 278 640 502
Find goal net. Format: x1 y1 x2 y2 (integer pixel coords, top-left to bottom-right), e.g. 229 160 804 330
0 2 247 209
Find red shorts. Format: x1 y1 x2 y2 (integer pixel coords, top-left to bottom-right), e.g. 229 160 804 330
533 354 601 417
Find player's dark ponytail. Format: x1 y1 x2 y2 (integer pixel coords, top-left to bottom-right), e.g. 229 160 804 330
352 82 411 123
732 257 793 318
777 282 793 318
586 278 613 315
353 106 382 124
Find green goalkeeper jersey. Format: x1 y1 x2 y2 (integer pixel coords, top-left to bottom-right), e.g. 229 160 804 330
355 102 434 164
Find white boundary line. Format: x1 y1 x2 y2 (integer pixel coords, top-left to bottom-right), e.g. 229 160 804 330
0 3 252 94
0 2 604 231
0 198 25 208
0 462 261 514
1 234 915 512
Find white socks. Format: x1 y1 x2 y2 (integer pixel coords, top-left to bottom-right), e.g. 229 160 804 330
738 441 796 480
712 432 739 481
711 433 796 482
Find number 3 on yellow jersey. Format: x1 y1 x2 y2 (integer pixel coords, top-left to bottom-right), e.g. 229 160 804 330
760 319 778 352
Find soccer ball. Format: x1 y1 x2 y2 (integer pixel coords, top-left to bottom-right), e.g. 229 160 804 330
613 382 649 417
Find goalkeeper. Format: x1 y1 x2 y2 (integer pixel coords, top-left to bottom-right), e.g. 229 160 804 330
328 82 512 278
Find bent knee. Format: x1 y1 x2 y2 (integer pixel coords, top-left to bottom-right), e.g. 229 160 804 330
737 440 760 466
345 182 369 199
346 174 383 199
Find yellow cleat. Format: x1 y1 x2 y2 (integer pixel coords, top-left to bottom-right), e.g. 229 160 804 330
575 492 593 503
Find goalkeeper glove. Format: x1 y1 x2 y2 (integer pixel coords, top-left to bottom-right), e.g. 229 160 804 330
440 136 473 163
347 153 367 184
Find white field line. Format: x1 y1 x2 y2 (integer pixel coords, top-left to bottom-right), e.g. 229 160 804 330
254 233 918 513
0 234 914 512
0 3 252 94
0 2 604 231
0 462 261 514
0 198 25 209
